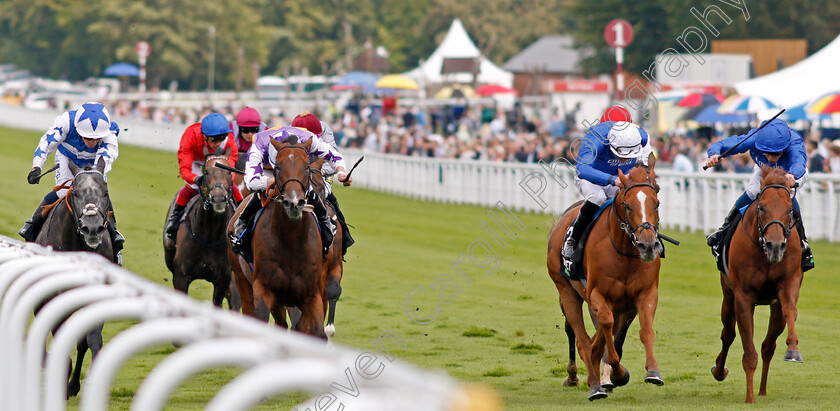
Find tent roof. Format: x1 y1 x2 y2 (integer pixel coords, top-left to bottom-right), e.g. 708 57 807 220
503 35 584 74
735 34 840 106
403 19 513 87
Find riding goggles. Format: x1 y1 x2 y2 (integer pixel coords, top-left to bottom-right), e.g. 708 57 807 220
611 144 641 157
240 126 259 134
206 133 228 142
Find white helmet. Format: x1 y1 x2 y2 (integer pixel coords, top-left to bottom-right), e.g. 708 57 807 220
607 122 642 158
74 102 112 139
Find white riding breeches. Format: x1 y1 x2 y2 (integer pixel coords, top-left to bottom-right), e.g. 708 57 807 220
575 177 619 206
745 165 806 200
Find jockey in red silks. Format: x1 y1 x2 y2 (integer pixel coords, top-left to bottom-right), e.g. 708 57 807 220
164 113 243 238
290 111 355 256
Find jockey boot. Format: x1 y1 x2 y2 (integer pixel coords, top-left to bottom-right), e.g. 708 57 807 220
706 205 740 248
165 203 186 239
106 202 125 266
312 192 335 257
230 193 262 255
19 192 59 242
793 210 814 272
327 192 354 255
562 201 599 259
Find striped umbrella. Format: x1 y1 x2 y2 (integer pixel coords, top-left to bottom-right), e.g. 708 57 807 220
805 92 840 114
676 93 724 107
717 95 778 114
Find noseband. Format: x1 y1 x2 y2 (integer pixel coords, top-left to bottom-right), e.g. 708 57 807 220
755 184 796 246
267 144 312 203
613 182 660 247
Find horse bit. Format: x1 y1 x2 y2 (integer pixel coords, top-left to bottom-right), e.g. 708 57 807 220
614 182 660 247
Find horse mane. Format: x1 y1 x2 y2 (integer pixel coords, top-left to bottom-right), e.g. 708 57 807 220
761 166 787 187
281 133 299 145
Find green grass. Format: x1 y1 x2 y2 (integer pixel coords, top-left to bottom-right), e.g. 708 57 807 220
1 125 839 409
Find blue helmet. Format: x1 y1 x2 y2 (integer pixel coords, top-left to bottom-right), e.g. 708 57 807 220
755 119 791 153
201 113 232 136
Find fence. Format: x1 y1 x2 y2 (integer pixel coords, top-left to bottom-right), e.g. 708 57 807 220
342 149 840 242
0 237 493 411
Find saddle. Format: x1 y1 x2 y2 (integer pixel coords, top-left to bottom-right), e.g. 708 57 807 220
236 195 322 264
562 200 614 284
712 212 742 276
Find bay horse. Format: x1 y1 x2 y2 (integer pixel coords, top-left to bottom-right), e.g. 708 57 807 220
547 156 664 401
309 158 344 341
228 134 327 339
163 149 239 308
711 167 803 403
35 157 112 397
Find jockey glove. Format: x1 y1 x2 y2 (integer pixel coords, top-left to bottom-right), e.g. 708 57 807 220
193 174 205 187
27 167 41 185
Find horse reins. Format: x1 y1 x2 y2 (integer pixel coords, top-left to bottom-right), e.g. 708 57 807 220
263 144 312 206
199 156 234 211
610 182 661 257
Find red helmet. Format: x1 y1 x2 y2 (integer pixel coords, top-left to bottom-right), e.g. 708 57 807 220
291 111 323 135
236 107 261 127
600 105 632 123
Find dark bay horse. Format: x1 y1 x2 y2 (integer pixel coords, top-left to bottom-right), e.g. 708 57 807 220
163 150 239 308
228 135 327 339
711 167 804 403
309 159 344 342
547 157 664 401
35 157 112 397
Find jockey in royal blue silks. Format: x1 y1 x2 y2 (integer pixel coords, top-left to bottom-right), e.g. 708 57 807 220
562 121 653 259
228 126 352 258
704 118 813 270
19 102 125 262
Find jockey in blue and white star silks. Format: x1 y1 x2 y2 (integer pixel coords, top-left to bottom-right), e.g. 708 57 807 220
703 118 813 270
20 102 125 261
562 121 653 259
229 126 352 258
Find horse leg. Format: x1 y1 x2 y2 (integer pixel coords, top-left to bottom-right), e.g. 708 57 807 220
325 277 342 341
588 290 618 400
603 309 636 389
211 277 227 307
561 309 579 387
68 336 89 398
172 271 191 296
556 283 590 390
226 276 241 311
713 273 736 382
232 258 255 316
734 291 758 403
251 280 275 323
759 301 785 396
778 278 803 363
270 303 289 329
296 293 327 340
636 289 663 385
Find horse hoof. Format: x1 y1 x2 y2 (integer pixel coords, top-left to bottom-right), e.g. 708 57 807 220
588 386 608 401
563 376 579 387
644 370 665 386
784 350 803 363
711 365 728 381
325 323 336 338
601 380 615 390
611 366 630 387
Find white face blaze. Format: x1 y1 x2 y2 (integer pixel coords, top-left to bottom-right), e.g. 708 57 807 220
636 190 647 223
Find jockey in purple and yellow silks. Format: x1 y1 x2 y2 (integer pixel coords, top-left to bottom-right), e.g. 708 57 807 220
229 125 351 257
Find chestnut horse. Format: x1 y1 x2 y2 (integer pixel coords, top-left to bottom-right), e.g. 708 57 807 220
547 157 664 401
711 167 803 403
163 150 238 308
228 135 327 339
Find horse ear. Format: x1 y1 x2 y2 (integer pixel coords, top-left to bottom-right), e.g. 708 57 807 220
303 138 313 151
647 153 656 170
96 156 106 174
67 160 80 176
202 145 211 159
269 137 283 151
224 145 232 158
618 168 628 185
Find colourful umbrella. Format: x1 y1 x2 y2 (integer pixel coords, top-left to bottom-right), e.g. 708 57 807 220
717 95 777 114
433 85 474 99
676 93 724 107
104 62 140 77
474 84 518 96
374 74 419 90
806 92 840 114
330 71 378 91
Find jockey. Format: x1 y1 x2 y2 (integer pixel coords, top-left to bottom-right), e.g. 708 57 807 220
562 120 652 259
229 125 352 257
704 118 813 269
290 111 355 255
599 104 632 123
20 102 124 260
229 106 268 172
164 113 243 238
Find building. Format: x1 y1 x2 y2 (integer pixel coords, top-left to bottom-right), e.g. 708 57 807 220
502 35 588 95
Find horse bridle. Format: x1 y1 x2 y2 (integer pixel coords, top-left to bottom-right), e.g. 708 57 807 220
199 156 234 210
268 144 312 202
613 182 660 247
68 170 110 235
754 184 796 246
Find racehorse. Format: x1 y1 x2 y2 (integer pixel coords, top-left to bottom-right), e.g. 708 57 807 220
163 149 239 308
35 157 112 397
228 135 328 339
547 156 664 400
711 167 804 403
309 158 344 341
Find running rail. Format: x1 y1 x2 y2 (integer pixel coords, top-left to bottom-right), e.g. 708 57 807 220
0 236 499 411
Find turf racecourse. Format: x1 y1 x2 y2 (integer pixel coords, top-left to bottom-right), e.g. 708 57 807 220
0 125 838 410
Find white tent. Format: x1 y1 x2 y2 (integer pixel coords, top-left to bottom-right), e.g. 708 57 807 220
403 19 513 88
735 33 840 107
